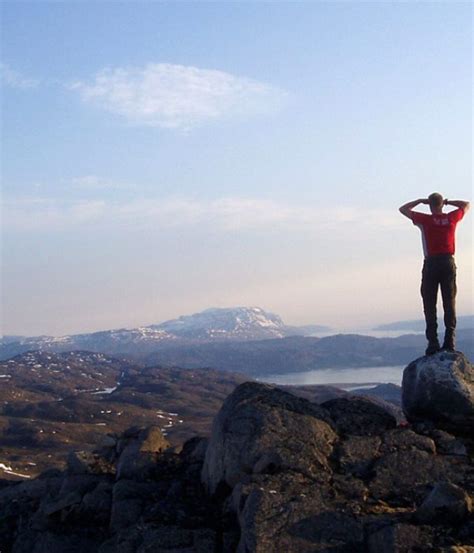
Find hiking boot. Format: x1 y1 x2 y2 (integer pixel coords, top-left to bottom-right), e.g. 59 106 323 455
441 343 455 352
425 342 440 356
442 331 455 352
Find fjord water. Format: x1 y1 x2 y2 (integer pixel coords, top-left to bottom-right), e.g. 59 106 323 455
257 365 405 388
256 327 417 389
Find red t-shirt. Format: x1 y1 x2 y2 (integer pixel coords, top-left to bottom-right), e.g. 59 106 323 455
411 208 465 257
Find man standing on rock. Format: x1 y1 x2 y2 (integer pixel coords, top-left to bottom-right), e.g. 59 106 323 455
399 193 470 355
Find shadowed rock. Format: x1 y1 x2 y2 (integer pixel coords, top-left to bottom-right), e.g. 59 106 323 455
321 396 397 436
402 351 474 434
67 450 115 476
116 426 169 481
367 523 434 553
416 481 472 524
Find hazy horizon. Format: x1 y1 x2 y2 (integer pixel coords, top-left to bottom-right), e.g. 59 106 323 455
2 305 474 339
2 2 472 336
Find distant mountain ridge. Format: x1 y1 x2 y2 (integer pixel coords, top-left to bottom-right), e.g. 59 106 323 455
0 307 330 360
373 314 474 332
138 329 474 375
3 307 472 370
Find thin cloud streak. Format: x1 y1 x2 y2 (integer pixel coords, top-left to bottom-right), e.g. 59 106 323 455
0 63 40 89
69 175 131 189
4 195 403 233
69 63 287 129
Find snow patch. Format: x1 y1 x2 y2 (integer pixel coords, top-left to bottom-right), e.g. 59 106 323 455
0 462 31 479
91 386 118 395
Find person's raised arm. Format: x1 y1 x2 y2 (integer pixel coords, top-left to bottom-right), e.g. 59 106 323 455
444 199 471 214
399 198 428 219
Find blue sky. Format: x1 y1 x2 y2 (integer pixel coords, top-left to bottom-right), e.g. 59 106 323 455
1 2 472 335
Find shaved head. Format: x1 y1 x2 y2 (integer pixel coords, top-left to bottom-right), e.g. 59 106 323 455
428 192 444 209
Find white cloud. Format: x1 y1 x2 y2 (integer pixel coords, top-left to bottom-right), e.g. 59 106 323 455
4 197 106 230
3 195 403 233
70 175 129 189
69 63 287 129
0 63 39 89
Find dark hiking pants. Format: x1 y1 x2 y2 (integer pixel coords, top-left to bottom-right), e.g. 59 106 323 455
421 254 457 348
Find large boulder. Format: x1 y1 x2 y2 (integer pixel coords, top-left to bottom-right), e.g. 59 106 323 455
402 351 474 433
201 381 337 495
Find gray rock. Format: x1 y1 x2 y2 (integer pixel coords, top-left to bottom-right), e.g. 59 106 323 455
439 545 474 553
231 472 364 552
286 511 364 550
331 473 368 502
402 351 474 433
336 435 381 477
59 474 103 497
379 429 436 455
97 528 142 553
136 525 194 551
201 382 337 495
321 396 397 436
180 436 209 463
430 430 468 456
369 449 450 503
41 490 83 517
80 481 113 524
109 496 143 532
109 479 151 531
99 434 118 449
416 481 472 524
116 426 169 481
12 530 100 553
367 523 434 553
67 450 115 476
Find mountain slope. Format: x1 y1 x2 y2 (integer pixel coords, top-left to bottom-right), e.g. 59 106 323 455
0 306 330 360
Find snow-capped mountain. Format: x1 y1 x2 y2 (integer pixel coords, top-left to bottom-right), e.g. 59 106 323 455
151 307 287 340
0 306 330 360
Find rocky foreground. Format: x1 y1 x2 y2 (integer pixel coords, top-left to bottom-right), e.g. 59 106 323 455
0 351 473 552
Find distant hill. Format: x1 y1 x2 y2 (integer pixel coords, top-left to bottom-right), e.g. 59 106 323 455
3 328 472 376
373 314 474 332
0 306 331 360
2 307 472 373
137 328 474 375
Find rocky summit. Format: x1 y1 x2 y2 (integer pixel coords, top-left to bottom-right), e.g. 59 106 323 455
402 350 474 434
1 356 474 552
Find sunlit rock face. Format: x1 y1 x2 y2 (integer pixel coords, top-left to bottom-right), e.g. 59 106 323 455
402 351 474 434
